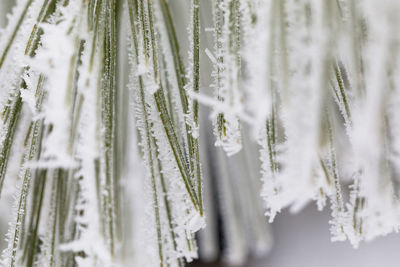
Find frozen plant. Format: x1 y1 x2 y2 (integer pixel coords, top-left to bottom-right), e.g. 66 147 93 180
0 0 400 267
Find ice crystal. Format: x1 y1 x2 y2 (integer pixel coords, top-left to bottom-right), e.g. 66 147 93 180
1 0 400 266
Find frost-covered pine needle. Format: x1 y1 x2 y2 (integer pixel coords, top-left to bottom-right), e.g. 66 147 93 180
1 0 400 266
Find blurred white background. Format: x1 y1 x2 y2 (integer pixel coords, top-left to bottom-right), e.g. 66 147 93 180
253 204 400 267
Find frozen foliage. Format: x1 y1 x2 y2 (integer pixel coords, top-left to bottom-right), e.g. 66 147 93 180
1 0 400 266
237 0 400 248
210 0 243 156
126 0 206 265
